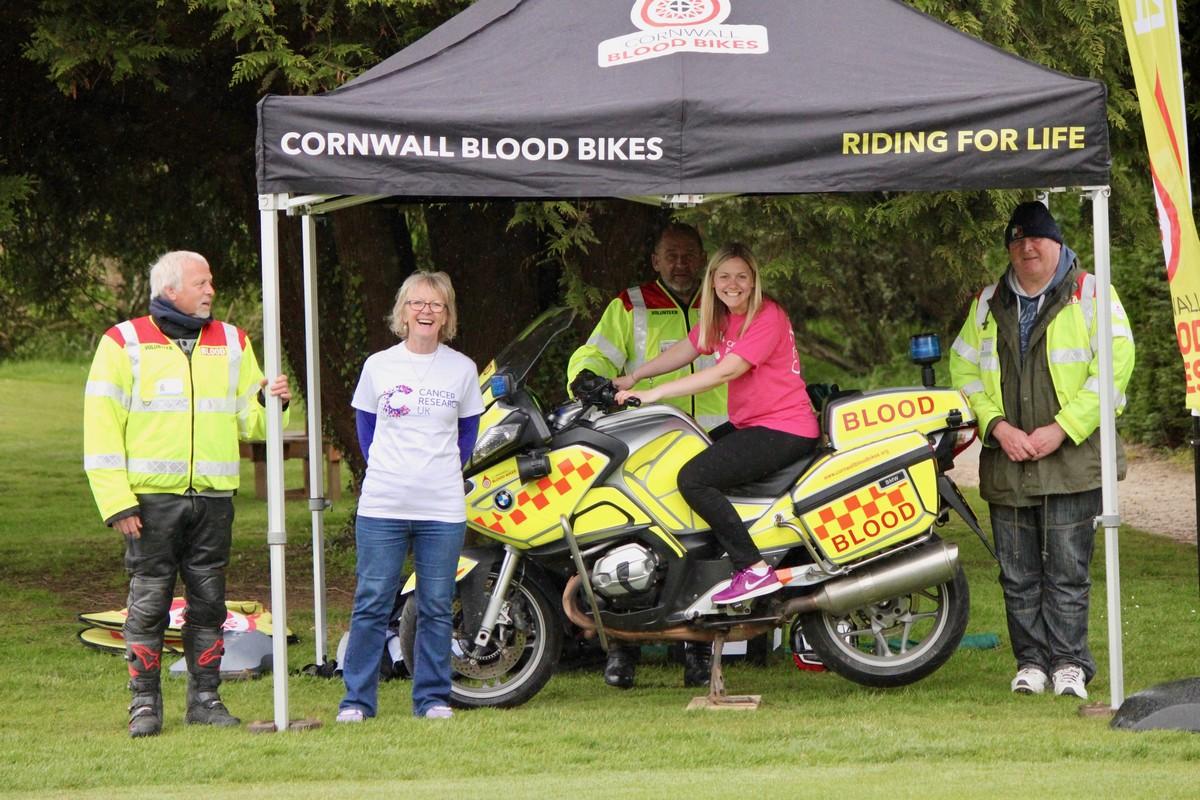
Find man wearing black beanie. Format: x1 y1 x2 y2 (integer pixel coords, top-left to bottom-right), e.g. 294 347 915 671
949 201 1135 701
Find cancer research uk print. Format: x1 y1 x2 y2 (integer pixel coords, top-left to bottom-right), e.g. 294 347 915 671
353 342 485 523
599 0 769 68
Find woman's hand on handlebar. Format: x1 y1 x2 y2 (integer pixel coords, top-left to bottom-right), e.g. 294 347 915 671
615 387 658 406
612 375 636 392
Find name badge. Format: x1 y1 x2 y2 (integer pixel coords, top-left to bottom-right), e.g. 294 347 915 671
157 378 184 396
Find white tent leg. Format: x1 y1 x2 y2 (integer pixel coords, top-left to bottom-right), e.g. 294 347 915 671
1090 186 1124 708
300 213 330 665
259 193 291 730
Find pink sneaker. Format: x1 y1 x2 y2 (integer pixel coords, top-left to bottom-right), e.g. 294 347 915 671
712 566 781 604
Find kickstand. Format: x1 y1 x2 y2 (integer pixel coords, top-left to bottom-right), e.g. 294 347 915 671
686 633 761 711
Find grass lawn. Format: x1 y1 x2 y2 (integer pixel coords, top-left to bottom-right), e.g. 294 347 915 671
1 360 1198 799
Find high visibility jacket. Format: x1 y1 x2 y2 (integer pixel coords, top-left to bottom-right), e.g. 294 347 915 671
84 316 283 522
567 279 728 430
949 266 1135 503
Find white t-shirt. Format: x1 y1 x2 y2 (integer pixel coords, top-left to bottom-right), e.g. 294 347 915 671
352 342 484 522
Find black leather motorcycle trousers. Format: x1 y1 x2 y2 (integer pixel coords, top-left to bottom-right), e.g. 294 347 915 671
122 493 234 691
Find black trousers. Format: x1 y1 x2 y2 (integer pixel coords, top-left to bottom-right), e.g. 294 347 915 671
123 493 233 688
678 424 818 570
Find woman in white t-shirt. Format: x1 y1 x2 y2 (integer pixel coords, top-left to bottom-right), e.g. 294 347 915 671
336 271 484 723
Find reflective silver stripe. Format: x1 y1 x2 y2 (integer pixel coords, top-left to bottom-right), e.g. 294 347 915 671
628 286 648 373
127 458 188 475
980 339 995 355
695 353 717 371
85 380 131 409
84 453 126 470
221 322 242 411
129 398 190 413
951 337 979 365
697 414 727 430
587 333 626 370
117 320 143 402
1049 348 1091 365
1078 273 1096 332
1111 324 1133 340
975 284 998 327
196 398 237 413
979 356 999 371
960 380 985 396
236 382 262 415
194 460 240 477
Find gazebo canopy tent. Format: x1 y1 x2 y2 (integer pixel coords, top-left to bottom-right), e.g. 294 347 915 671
255 0 1122 730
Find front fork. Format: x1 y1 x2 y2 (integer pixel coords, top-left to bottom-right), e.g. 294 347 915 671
472 545 522 649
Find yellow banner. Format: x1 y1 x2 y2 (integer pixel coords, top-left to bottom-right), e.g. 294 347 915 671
1119 0 1200 408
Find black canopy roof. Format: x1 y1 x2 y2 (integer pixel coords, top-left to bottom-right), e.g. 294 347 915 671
255 0 1109 198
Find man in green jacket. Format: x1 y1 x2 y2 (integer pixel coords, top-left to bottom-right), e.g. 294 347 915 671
567 222 726 689
949 202 1134 700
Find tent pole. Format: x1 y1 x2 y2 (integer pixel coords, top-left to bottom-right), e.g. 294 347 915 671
258 193 291 730
300 213 330 666
1089 186 1124 709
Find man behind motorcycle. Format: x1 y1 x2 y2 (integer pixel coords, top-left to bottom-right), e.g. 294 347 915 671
567 222 723 690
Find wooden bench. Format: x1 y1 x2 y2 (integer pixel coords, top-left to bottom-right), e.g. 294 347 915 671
239 431 342 501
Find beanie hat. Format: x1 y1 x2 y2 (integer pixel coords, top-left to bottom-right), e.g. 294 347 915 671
1004 201 1063 247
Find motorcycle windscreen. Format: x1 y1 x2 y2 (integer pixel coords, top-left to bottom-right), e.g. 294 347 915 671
791 431 939 565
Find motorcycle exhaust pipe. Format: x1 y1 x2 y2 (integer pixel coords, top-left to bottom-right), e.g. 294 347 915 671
561 575 773 643
779 540 959 619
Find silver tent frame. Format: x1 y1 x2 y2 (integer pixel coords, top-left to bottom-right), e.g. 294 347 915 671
256 185 1126 731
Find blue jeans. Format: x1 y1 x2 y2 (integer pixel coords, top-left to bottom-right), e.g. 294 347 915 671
340 516 465 717
989 489 1100 682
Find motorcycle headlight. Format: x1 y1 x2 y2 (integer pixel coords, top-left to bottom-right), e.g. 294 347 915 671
472 422 524 462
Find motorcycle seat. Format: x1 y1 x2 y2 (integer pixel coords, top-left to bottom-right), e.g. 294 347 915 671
726 449 826 501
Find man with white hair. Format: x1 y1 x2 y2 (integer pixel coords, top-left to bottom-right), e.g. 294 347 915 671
84 251 290 737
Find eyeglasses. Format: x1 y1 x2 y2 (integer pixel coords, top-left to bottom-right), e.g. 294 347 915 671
405 300 447 312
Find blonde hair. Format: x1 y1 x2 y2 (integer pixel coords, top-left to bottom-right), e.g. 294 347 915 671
388 271 458 342
696 242 764 351
149 251 207 299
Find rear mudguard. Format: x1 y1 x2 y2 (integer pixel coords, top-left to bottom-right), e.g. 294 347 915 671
937 474 996 559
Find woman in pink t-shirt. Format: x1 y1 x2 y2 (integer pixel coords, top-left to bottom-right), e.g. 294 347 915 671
615 243 820 604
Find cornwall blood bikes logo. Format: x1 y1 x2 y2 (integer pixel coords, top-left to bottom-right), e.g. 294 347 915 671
600 0 768 68
634 0 729 29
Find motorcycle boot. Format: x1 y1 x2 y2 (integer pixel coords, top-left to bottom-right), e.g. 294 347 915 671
126 641 164 738
603 643 640 689
182 626 240 727
682 641 712 688
123 571 174 739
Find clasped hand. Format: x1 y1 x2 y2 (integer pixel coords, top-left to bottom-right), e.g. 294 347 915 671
993 420 1066 462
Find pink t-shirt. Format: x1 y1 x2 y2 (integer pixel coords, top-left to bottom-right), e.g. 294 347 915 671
689 298 819 438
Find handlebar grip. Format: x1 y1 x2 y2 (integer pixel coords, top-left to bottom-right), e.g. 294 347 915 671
623 397 641 408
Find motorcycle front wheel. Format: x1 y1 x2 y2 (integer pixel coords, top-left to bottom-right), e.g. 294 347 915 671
397 569 562 709
796 563 969 688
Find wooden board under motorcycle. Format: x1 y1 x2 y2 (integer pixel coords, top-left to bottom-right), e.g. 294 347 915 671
398 308 986 708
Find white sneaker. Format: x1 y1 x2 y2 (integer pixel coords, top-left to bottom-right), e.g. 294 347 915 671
424 705 453 719
336 707 365 723
1052 665 1088 699
1011 667 1048 694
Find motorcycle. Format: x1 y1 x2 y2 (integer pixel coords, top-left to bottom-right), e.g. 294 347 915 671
398 308 988 707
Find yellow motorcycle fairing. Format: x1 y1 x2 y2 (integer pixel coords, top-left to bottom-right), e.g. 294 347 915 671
401 555 479 594
622 429 708 532
466 445 610 548
826 388 974 451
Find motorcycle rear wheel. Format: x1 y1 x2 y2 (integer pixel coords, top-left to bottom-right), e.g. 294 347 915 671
797 563 969 688
398 569 562 709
